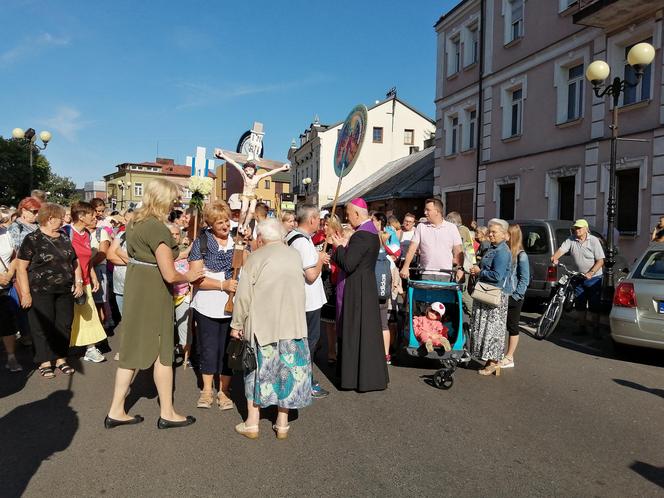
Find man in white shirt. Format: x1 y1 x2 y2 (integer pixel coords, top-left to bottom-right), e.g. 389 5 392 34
285 204 331 399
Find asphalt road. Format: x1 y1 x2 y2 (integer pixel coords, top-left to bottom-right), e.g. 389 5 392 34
1 317 663 498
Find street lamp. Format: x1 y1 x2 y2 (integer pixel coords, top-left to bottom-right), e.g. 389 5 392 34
302 177 312 200
117 180 131 209
11 127 52 195
585 41 655 301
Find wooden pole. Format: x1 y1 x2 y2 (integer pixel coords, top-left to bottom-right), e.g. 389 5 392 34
322 165 346 254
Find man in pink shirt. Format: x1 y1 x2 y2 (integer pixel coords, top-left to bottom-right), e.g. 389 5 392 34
399 198 463 282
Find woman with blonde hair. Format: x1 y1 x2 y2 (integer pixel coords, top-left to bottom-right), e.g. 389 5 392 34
281 209 296 234
106 179 205 429
502 224 529 369
188 201 239 411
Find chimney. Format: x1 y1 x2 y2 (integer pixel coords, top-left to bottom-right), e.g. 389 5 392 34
156 157 175 166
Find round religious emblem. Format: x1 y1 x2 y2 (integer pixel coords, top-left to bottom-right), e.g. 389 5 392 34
334 104 368 178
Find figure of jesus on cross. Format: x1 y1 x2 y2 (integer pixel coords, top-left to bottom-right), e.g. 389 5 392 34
214 149 291 236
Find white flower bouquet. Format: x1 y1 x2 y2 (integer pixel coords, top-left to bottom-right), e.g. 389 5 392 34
188 176 214 210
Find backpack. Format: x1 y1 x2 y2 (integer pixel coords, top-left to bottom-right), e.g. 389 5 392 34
375 250 392 301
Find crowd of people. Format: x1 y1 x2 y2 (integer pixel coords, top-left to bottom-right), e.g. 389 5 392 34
2 182 616 438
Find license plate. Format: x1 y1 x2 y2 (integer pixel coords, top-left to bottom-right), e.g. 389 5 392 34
659 301 664 314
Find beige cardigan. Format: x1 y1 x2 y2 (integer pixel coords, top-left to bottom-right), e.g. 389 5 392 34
230 241 308 345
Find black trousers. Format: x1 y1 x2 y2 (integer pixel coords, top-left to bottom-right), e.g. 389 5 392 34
28 292 74 363
506 296 523 337
193 310 233 376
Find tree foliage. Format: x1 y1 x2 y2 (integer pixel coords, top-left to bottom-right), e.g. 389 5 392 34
0 136 79 207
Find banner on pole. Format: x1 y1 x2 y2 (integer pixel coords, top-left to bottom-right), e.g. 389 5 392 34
334 104 368 178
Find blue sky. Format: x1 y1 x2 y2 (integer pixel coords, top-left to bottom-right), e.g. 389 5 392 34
1 0 455 186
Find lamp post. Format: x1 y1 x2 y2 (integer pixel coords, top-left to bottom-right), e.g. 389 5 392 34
302 177 312 201
11 127 52 195
585 42 655 301
117 180 131 209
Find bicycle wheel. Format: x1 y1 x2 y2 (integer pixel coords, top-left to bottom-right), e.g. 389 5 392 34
535 293 565 340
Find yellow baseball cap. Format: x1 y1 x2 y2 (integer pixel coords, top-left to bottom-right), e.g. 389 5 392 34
572 219 589 229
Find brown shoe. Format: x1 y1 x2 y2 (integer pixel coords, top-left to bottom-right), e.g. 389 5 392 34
217 391 234 411
196 390 214 409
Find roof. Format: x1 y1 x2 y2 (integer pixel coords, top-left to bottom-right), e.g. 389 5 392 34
162 164 216 179
271 171 291 183
324 146 434 208
218 150 286 170
434 0 475 29
325 96 434 130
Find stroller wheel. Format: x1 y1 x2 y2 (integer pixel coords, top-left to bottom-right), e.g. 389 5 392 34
433 369 454 390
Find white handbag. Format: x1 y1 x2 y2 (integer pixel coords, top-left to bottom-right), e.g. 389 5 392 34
471 281 503 308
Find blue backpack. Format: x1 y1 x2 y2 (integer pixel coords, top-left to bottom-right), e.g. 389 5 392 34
375 250 392 301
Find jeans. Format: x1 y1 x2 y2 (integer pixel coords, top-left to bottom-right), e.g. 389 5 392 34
574 275 602 314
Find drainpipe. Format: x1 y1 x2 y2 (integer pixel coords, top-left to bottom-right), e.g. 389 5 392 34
474 0 486 222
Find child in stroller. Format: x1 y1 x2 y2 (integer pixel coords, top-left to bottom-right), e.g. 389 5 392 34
413 301 451 353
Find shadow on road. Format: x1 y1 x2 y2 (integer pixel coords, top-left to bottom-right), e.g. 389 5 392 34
0 369 31 399
613 379 664 399
0 390 78 498
124 367 158 412
630 461 664 489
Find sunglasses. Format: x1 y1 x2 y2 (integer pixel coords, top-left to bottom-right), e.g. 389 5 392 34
28 209 39 215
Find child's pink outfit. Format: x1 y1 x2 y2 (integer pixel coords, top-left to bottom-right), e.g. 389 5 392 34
413 316 449 346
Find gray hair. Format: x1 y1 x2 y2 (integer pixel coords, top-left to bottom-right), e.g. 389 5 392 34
257 218 285 242
445 211 462 226
296 204 319 224
487 218 509 233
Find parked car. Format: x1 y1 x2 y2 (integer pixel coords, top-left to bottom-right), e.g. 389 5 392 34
510 219 628 302
610 242 664 350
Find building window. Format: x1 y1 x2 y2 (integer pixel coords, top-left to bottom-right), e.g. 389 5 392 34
623 38 653 106
404 129 414 145
499 183 516 220
264 179 270 189
504 0 524 44
558 176 576 221
373 127 383 143
567 64 584 121
222 180 227 189
616 169 639 233
451 117 459 155
468 109 477 149
452 36 460 74
134 183 143 197
409 146 420 154
510 89 523 137
468 24 479 66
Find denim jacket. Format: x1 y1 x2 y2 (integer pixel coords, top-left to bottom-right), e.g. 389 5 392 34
503 250 530 301
478 241 511 289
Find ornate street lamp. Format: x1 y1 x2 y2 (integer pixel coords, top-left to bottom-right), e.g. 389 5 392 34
585 42 655 301
117 180 131 209
302 177 312 200
12 127 52 195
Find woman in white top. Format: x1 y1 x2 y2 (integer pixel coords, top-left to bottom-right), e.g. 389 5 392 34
0 209 21 372
188 201 239 410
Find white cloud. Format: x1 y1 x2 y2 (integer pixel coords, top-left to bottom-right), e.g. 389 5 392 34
175 75 327 110
38 106 91 142
0 32 70 66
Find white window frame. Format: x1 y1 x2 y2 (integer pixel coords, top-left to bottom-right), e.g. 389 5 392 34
545 166 581 219
446 30 462 76
554 48 589 124
493 176 520 219
404 129 415 145
451 116 460 155
599 156 648 236
444 111 461 156
500 75 527 139
462 17 480 68
133 183 143 197
502 0 524 45
463 107 477 151
606 20 660 108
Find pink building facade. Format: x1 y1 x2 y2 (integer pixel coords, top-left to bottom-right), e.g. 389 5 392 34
435 0 664 262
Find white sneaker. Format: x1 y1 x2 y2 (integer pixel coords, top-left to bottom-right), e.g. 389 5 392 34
84 347 106 363
5 356 23 372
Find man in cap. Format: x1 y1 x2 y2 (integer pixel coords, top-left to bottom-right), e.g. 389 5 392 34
330 198 389 392
551 219 605 335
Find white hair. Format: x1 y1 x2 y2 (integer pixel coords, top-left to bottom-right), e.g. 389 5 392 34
257 218 285 242
487 218 509 233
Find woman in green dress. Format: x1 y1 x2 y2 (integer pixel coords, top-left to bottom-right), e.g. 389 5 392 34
105 179 205 430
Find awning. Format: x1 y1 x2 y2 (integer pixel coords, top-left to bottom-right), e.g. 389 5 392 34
325 146 434 208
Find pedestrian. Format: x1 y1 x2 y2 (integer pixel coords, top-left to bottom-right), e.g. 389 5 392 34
551 219 605 336
652 216 664 242
8 197 41 253
401 213 416 242
167 224 192 362
468 218 511 376
502 224 530 369
231 219 312 439
281 209 296 234
66 202 107 363
475 226 490 261
285 204 331 399
105 179 205 429
400 198 464 282
15 203 85 378
388 215 402 242
446 211 476 314
321 215 343 365
188 201 238 411
0 210 21 372
330 198 389 392
88 201 113 328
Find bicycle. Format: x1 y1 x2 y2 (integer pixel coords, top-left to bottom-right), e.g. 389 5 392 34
534 262 586 340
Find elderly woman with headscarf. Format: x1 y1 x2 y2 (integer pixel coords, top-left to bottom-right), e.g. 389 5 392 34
468 218 511 376
231 219 312 440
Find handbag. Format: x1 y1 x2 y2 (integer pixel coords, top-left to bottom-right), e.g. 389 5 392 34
227 338 257 372
471 281 503 308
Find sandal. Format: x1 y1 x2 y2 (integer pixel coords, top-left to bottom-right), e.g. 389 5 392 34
235 422 259 439
272 424 290 440
56 363 75 375
38 366 55 379
196 390 214 409
217 391 234 411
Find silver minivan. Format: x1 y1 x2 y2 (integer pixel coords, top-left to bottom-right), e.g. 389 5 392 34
610 243 664 350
